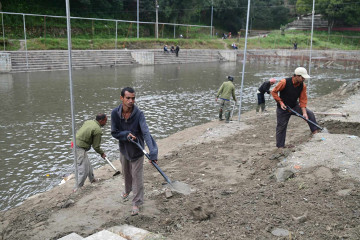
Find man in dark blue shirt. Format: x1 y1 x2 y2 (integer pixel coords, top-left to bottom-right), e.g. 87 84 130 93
111 87 158 216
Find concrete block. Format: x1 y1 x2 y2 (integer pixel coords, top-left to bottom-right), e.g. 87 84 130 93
131 52 154 65
108 225 164 240
84 230 127 240
0 53 11 72
219 51 237 61
57 232 84 240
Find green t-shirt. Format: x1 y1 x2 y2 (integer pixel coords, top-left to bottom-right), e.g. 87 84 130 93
216 81 236 101
76 120 104 155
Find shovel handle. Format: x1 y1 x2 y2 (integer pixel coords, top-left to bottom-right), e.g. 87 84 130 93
128 137 172 184
286 105 323 130
104 157 118 171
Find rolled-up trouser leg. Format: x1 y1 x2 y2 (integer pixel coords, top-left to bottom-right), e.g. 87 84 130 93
292 105 320 132
276 107 292 148
75 147 93 187
120 153 144 206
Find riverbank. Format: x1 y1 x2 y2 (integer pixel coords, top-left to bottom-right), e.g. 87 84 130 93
0 81 359 239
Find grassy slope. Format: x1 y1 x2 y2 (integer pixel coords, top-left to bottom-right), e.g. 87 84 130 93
3 30 359 51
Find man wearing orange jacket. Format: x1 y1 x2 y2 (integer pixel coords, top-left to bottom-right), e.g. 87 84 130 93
271 67 321 148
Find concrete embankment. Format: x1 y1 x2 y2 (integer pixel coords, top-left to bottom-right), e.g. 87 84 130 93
3 49 360 73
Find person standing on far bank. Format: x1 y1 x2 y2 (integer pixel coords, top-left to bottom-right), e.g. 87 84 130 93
74 113 107 192
271 67 321 148
111 87 158 216
175 45 180 57
256 78 276 113
216 76 237 123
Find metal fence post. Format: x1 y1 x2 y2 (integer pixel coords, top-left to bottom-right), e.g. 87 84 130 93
115 20 118 66
65 0 78 189
2 13 5 51
23 14 28 70
238 0 251 122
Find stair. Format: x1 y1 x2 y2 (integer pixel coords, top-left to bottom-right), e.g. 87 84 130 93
57 224 165 240
286 14 328 30
9 50 137 72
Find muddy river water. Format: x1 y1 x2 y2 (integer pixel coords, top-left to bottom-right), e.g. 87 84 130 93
0 62 358 211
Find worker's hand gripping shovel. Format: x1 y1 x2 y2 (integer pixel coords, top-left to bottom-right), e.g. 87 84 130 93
128 137 191 195
104 157 121 176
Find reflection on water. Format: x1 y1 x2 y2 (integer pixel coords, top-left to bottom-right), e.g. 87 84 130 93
0 62 358 211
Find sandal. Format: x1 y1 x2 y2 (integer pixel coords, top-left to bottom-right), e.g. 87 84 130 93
131 206 139 216
121 192 130 201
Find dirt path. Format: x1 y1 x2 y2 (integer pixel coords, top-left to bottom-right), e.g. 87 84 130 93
1 82 359 240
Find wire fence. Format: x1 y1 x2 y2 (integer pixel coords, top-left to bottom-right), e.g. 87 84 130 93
0 11 212 51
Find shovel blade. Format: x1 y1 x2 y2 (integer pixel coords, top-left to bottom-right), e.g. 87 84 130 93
165 181 191 195
113 171 121 177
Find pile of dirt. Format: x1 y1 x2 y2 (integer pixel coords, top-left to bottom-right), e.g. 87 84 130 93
0 82 359 240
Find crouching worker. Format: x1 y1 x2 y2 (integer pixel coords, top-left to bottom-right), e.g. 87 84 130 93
256 78 276 113
216 76 237 123
111 87 158 216
74 113 107 192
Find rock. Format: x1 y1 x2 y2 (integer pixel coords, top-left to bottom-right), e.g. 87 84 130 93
165 188 173 198
274 168 295 182
271 228 290 237
291 211 308 223
61 199 75 208
336 189 352 196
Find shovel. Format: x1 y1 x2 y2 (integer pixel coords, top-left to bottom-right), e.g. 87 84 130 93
286 105 328 132
230 101 236 121
128 137 191 195
104 157 121 176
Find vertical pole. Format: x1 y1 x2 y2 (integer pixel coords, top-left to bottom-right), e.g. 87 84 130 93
65 0 78 189
210 2 213 37
155 0 159 39
237 0 251 122
2 13 5 51
174 24 175 39
115 21 118 66
308 0 315 96
137 0 139 38
23 14 28 70
44 16 46 41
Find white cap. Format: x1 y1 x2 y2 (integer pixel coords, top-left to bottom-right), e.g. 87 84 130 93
294 67 310 79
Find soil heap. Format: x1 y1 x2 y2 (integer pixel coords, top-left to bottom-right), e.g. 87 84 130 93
0 82 359 240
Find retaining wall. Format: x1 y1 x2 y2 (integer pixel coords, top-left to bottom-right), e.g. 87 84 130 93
0 53 11 73
6 49 360 73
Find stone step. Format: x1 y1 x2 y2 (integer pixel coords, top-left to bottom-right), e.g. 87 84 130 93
57 232 84 240
107 224 165 240
84 230 126 240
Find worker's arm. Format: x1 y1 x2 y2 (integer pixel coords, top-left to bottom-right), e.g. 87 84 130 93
216 83 224 100
271 79 286 109
299 83 308 119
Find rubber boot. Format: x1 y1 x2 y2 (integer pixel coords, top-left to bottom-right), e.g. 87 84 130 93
225 112 230 123
260 103 266 112
219 110 223 121
256 104 260 113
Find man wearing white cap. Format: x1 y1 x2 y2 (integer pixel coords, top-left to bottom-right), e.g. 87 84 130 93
256 78 276 113
271 67 321 148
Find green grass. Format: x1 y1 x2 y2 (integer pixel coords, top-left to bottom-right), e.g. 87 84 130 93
3 30 359 51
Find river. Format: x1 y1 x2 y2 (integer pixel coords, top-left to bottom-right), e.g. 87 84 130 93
0 61 358 211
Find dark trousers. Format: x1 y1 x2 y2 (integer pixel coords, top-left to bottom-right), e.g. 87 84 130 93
257 93 265 104
276 105 319 148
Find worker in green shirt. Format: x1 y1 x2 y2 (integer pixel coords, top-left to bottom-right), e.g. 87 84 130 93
74 113 107 192
216 76 237 123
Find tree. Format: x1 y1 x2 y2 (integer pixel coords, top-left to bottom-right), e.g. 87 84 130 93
317 0 360 33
